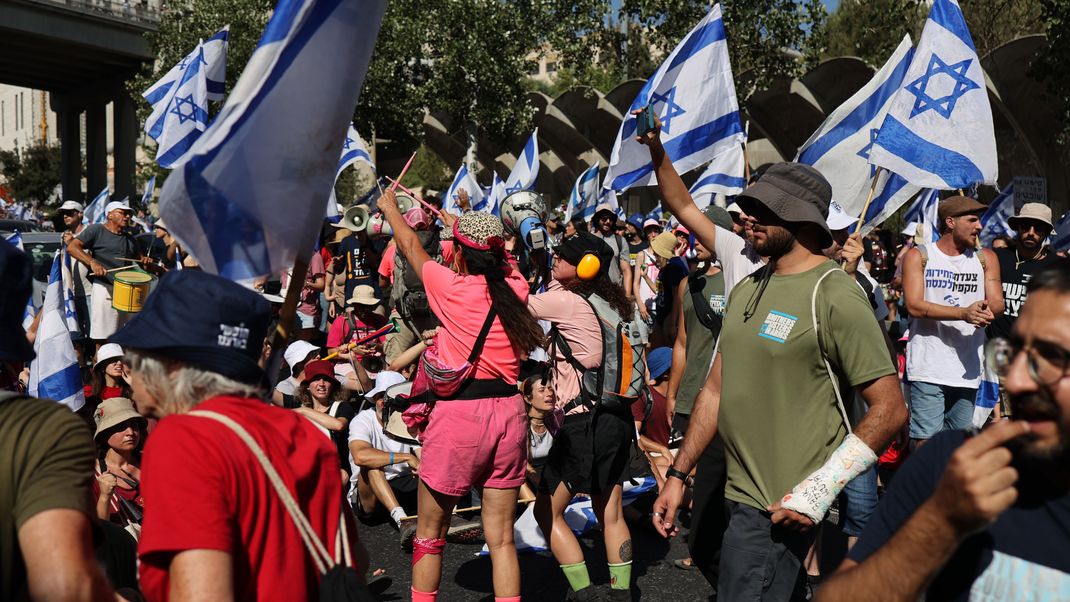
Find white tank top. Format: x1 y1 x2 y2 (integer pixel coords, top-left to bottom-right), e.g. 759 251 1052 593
906 244 986 387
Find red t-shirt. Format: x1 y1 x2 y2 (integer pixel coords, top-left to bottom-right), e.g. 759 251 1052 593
138 396 354 601
326 312 388 348
422 260 528 381
84 384 124 400
634 387 670 447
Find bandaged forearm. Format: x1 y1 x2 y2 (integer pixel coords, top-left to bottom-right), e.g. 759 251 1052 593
780 434 877 523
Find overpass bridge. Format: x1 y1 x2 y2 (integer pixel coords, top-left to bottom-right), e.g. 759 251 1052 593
0 0 158 202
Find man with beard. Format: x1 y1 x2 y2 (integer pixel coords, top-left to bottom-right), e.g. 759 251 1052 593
817 263 1070 601
902 197 1004 445
647 161 907 600
590 204 633 298
988 203 1066 341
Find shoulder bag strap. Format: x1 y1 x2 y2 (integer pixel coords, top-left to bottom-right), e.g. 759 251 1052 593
466 301 499 365
188 410 352 574
688 272 721 332
811 268 852 435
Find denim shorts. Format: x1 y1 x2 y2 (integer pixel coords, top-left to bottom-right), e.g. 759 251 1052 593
908 381 976 439
841 465 878 537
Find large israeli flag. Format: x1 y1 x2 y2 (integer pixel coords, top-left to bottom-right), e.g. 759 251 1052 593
146 42 210 168
979 186 1015 246
83 187 109 225
868 0 997 189
857 172 923 236
798 36 918 218
144 26 229 108
565 163 600 222
157 0 387 281
603 4 744 192
689 143 745 209
504 129 539 194
28 253 85 411
1052 211 1070 252
443 164 483 215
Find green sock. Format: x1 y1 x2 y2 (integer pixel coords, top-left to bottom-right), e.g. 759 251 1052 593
560 561 591 592
608 561 632 590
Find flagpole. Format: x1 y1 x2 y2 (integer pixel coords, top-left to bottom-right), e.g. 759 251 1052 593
854 166 884 233
742 122 751 182
265 256 310 396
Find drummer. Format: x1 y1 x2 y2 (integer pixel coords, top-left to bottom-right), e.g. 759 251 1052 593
67 200 153 346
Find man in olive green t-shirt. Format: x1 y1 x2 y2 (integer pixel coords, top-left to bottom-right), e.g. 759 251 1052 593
646 160 908 601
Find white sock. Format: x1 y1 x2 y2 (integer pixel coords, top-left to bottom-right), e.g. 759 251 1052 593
390 506 407 526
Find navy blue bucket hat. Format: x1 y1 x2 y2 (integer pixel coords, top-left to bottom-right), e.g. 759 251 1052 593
111 270 271 385
0 238 35 363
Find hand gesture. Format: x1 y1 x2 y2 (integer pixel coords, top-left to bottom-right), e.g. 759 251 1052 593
767 499 817 532
638 303 651 323
651 475 685 538
440 209 458 229
841 233 864 275
632 109 663 146
378 189 398 215
964 300 995 328
457 188 471 211
97 472 118 496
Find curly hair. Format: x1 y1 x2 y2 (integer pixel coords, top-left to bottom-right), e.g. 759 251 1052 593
460 245 545 353
295 378 347 409
561 276 633 319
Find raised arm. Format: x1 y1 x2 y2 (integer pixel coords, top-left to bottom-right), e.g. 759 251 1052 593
379 189 432 280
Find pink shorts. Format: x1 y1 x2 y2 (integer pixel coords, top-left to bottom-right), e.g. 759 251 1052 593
419 394 527 496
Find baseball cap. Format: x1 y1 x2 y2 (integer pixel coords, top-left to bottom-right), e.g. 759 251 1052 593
555 232 614 275
937 196 986 222
104 200 133 215
825 201 857 232
736 162 833 247
642 218 662 231
59 200 84 212
300 360 336 386
1008 203 1054 231
703 206 734 231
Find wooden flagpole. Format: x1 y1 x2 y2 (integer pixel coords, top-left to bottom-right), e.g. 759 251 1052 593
854 166 884 233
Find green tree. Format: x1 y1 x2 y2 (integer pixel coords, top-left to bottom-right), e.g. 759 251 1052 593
1036 0 1070 144
960 0 1043 57
824 0 924 65
0 143 63 205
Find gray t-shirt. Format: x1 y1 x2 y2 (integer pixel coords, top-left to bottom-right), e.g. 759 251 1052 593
76 225 140 284
595 232 627 286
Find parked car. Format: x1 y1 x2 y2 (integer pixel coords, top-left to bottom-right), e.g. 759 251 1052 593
18 231 64 308
0 219 41 234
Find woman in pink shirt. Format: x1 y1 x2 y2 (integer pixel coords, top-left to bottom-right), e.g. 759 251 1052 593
379 191 543 602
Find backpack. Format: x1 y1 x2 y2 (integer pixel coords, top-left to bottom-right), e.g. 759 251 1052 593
391 230 442 319
553 292 649 416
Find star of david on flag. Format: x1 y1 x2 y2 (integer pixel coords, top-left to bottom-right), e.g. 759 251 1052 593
867 0 997 189
443 164 483 215
82 187 109 225
144 26 229 107
604 4 744 193
145 43 210 168
565 163 601 222
504 129 539 194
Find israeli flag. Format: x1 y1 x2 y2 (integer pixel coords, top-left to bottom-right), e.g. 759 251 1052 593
857 172 922 236
28 252 85 411
973 358 1000 428
146 42 210 168
1053 211 1070 252
478 173 506 215
798 35 918 218
689 143 746 210
919 189 942 244
83 187 109 225
504 129 540 194
603 4 744 192
141 175 156 208
4 231 36 330
868 0 997 189
443 164 483 215
646 202 664 225
565 163 601 222
157 0 387 281
143 26 229 107
979 185 1015 246
337 124 374 177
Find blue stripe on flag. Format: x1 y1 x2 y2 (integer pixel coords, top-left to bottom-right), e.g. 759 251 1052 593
144 82 174 106
663 17 727 76
693 172 746 191
207 80 225 96
157 129 208 168
37 362 82 403
874 118 984 188
929 0 976 52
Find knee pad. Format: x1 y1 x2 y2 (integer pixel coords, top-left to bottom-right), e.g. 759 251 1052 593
412 536 446 565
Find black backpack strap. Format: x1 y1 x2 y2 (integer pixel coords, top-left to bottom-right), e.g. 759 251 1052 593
688 272 722 333
467 303 498 364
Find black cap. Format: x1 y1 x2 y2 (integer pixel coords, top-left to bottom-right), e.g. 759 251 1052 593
736 162 833 247
556 232 614 277
0 238 35 362
111 270 271 385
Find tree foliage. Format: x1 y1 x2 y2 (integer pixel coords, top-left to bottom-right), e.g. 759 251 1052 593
960 0 1043 57
824 0 924 66
1036 0 1070 145
0 143 62 205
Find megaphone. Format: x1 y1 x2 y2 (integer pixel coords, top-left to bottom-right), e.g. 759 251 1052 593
500 190 548 251
338 205 370 231
395 193 416 214
367 213 392 238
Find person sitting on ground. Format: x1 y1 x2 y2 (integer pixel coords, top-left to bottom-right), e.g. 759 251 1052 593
272 340 320 407
635 347 674 481
326 285 388 362
348 371 421 547
92 397 146 532
294 359 356 479
519 373 556 502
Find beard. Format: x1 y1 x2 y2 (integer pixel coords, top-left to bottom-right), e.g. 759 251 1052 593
753 226 796 257
1006 390 1070 474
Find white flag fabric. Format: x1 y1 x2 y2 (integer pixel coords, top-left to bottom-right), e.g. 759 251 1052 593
443 164 483 215
565 163 600 222
143 26 229 107
868 0 997 189
83 187 109 225
327 125 375 218
979 186 1015 246
28 252 85 411
689 143 746 209
798 35 919 218
479 173 506 216
858 172 924 236
603 4 744 192
146 42 210 168
157 0 387 281
504 129 539 194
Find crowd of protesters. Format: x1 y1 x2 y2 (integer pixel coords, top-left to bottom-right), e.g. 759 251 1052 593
2 114 1069 602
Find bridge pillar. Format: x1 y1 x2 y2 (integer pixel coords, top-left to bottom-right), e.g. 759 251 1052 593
86 102 108 199
54 97 83 203
113 92 137 203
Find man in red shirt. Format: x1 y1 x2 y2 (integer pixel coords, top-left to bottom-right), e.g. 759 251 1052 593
111 270 364 601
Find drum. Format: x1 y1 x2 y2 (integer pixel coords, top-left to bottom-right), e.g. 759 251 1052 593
112 270 155 313
382 382 420 445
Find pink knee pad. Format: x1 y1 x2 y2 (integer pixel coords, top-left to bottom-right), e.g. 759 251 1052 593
412 536 446 565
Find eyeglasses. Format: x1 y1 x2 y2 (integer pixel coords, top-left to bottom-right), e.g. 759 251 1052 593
985 337 1070 386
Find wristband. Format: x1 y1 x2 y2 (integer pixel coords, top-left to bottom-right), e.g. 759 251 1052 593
666 467 690 483
389 452 395 465
780 434 877 523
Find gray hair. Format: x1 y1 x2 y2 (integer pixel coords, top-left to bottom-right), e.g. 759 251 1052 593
124 349 262 415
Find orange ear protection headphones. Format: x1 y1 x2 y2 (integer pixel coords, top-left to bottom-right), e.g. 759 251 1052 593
576 252 601 281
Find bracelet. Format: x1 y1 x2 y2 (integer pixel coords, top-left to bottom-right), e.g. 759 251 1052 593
389 452 394 465
666 467 689 483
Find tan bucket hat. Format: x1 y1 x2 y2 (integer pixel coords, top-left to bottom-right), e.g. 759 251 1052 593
1008 203 1055 231
93 397 146 442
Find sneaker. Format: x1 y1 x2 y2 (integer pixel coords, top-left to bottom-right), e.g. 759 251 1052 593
605 587 632 601
399 518 417 552
566 586 606 601
446 516 483 544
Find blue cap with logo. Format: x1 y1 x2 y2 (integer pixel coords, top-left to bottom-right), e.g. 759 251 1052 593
110 270 271 385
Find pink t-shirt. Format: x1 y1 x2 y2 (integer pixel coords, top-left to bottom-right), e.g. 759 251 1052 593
281 253 325 317
422 260 527 381
326 312 389 348
527 281 603 414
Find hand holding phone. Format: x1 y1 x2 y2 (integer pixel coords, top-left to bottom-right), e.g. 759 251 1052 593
636 104 657 138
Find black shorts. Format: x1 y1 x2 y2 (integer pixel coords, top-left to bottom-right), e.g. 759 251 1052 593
539 408 634 496
354 472 419 519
